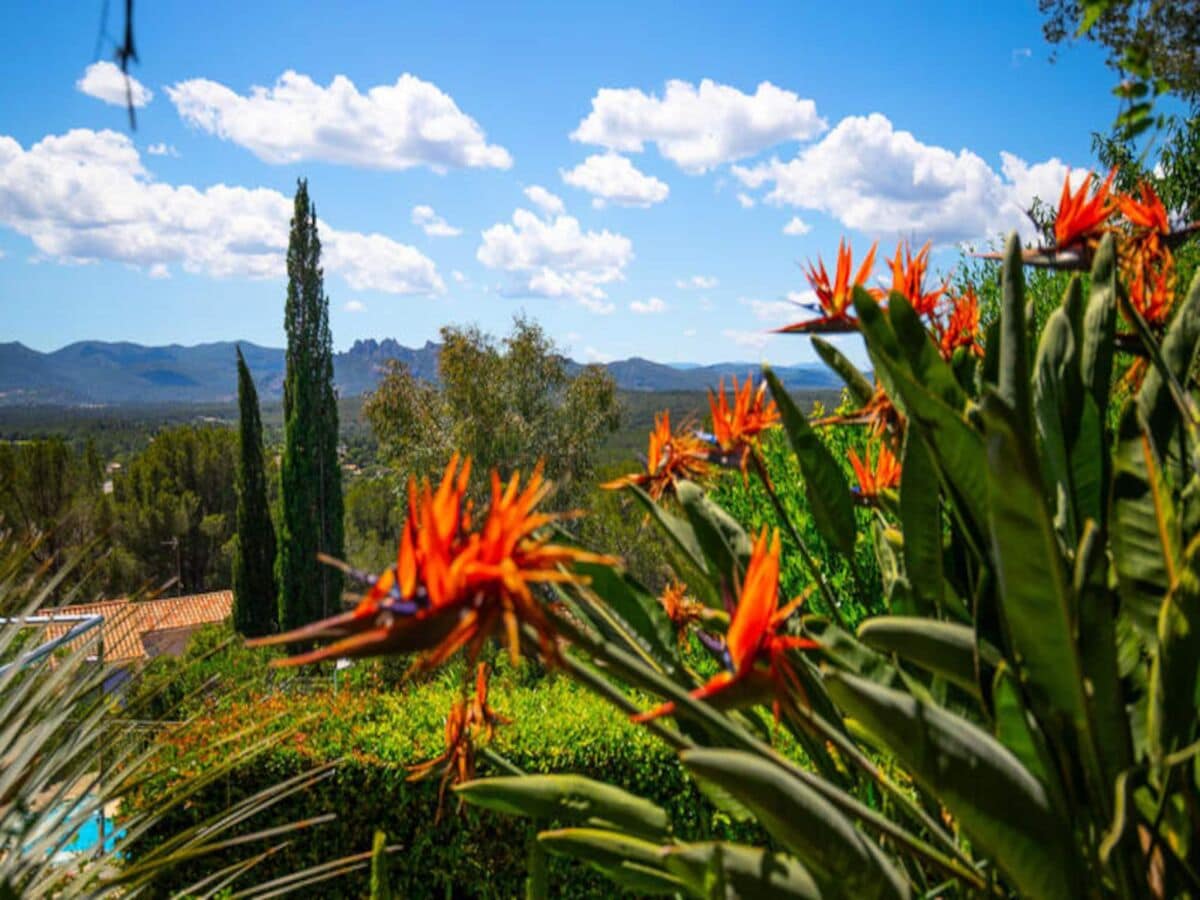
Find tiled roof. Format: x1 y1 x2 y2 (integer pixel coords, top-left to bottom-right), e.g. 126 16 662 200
35 591 233 663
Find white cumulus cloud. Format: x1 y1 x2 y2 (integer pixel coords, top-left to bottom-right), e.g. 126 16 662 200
722 328 774 351
782 216 811 236
739 296 804 325
676 275 717 290
166 70 512 171
733 113 1070 245
0 128 444 294
146 142 179 157
76 61 153 108
572 78 825 174
344 299 367 312
476 206 632 312
411 204 462 237
561 153 669 208
737 192 756 209
523 185 565 217
629 296 666 314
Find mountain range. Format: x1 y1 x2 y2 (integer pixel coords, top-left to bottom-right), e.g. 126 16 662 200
0 339 842 406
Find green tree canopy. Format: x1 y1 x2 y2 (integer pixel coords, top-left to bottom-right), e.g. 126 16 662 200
232 346 278 637
0 437 105 590
363 316 620 508
111 425 237 595
277 178 344 630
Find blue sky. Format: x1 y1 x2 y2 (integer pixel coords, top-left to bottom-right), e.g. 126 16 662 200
0 0 1116 365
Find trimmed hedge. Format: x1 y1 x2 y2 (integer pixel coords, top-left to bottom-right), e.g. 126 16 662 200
125 670 758 897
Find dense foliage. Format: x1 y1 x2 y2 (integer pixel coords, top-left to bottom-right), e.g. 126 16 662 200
110 424 238 595
0 436 106 589
364 316 620 509
233 347 278 637
253 174 1200 898
125 670 760 898
278 178 345 628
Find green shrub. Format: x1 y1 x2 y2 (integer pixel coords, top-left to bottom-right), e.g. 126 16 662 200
124 673 760 897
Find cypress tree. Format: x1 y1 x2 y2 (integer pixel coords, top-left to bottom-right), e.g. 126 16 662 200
277 179 344 630
232 346 277 637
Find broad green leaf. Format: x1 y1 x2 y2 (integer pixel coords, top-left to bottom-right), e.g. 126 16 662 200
811 337 873 406
572 559 678 675
677 480 752 588
663 842 824 899
764 366 856 557
982 394 1088 728
455 775 670 841
990 663 1061 802
680 749 910 900
628 483 718 606
1032 301 1081 544
857 617 996 697
825 671 1079 899
1072 519 1131 796
1080 236 1117 417
854 290 988 539
1148 532 1200 765
998 233 1032 432
888 292 968 412
1137 269 1200 454
899 430 944 616
980 317 1001 392
536 828 682 895
1111 402 1181 640
852 285 909 418
1070 396 1106 540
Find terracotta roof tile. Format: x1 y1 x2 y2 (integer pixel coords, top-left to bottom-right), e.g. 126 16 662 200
35 591 233 663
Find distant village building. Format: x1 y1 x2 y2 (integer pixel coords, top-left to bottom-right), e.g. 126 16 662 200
37 591 233 665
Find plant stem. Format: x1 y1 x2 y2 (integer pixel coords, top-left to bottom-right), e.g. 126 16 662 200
749 451 853 632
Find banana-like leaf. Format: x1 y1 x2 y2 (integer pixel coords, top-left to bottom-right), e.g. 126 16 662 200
1072 519 1131 797
764 366 856 557
854 289 988 540
981 394 1091 729
455 775 670 841
899 430 944 617
571 559 678 676
980 317 1001 392
1148 532 1200 766
888 292 969 412
536 828 682 895
628 483 719 607
812 337 874 406
663 842 824 899
1137 269 1200 453
857 617 997 697
1032 298 1082 544
1111 402 1181 641
810 619 906 692
680 749 910 900
1080 235 1117 418
998 233 1033 432
677 480 752 588
990 663 1065 810
825 671 1079 899
852 285 909 419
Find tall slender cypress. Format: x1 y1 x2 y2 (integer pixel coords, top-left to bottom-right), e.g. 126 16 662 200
232 346 277 636
277 179 344 630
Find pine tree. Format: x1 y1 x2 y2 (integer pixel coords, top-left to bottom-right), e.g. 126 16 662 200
277 179 344 631
232 346 277 637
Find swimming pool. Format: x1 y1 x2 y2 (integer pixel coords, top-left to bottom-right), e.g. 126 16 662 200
62 810 123 855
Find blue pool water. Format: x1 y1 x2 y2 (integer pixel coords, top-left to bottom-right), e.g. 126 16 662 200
57 808 124 855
